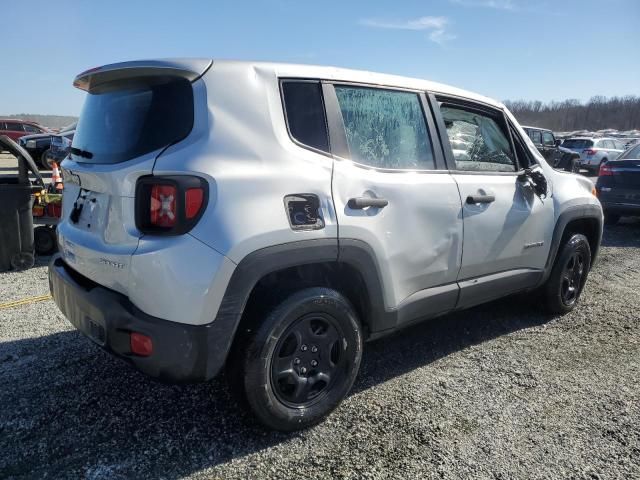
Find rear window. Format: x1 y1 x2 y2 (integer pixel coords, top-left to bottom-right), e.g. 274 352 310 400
562 139 593 149
282 81 329 153
72 76 194 164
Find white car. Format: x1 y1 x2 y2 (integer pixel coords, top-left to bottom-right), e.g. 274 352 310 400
49 59 603 431
562 137 626 174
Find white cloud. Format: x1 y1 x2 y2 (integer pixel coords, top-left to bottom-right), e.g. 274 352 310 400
359 16 455 44
449 0 517 10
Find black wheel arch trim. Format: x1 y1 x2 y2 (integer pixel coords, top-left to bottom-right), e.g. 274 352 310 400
538 204 602 286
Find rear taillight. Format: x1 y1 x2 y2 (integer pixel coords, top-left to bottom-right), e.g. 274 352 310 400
584 149 597 156
150 184 177 227
185 188 204 219
136 176 208 235
599 163 613 177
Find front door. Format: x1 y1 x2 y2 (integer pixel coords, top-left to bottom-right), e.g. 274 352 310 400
326 84 463 329
431 96 554 307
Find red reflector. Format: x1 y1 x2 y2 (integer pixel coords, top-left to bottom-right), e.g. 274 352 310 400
185 188 204 219
150 184 177 227
130 332 153 356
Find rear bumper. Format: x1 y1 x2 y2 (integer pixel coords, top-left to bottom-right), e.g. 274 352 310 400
48 254 232 383
600 202 640 215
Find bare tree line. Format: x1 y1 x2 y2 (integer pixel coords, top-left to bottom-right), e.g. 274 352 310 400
504 96 640 132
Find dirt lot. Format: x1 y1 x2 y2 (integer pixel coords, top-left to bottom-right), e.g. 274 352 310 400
1 219 639 479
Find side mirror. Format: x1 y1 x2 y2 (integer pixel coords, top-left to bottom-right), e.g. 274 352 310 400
555 139 562 147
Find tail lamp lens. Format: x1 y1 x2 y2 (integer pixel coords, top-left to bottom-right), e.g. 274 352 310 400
150 185 177 227
584 149 597 155
599 163 613 176
185 188 204 219
136 176 207 235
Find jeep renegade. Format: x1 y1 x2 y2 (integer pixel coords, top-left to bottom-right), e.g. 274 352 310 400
49 59 603 431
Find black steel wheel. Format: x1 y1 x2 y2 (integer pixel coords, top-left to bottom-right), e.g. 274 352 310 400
560 250 586 307
270 313 345 408
229 287 363 431
543 233 591 314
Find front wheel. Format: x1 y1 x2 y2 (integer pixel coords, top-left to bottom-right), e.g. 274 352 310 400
542 233 591 314
229 287 363 431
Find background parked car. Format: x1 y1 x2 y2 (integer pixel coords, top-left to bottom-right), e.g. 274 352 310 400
44 128 75 167
562 137 625 174
523 126 580 172
596 143 640 224
19 122 76 170
0 119 49 149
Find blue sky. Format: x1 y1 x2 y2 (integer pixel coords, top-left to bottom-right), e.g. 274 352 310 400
3 0 639 115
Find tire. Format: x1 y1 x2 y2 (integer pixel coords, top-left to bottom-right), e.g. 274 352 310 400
40 149 52 170
34 226 57 255
542 233 591 315
228 287 363 431
604 212 620 226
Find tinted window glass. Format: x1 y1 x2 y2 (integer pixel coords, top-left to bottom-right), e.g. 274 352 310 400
282 81 329 153
542 131 555 146
621 144 640 159
528 130 542 144
6 122 24 132
440 105 516 172
72 76 193 164
334 86 434 169
563 139 593 149
23 124 40 133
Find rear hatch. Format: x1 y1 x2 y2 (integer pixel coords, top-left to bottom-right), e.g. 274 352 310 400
598 158 640 206
562 139 594 158
58 59 211 294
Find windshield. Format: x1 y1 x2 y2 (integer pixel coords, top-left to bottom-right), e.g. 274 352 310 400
621 144 640 159
562 139 594 149
72 76 193 164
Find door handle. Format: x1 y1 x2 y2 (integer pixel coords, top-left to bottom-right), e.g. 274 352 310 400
347 197 389 209
466 194 495 204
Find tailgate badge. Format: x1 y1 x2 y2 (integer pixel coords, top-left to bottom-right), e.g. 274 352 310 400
99 258 125 269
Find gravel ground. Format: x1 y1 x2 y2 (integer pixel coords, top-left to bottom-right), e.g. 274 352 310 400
1 220 639 479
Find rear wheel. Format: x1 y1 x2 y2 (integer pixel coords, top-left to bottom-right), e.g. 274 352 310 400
228 287 363 431
542 233 591 314
40 149 52 170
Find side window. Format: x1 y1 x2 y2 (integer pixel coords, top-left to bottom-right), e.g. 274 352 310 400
6 122 24 132
542 131 555 146
281 81 329 153
23 124 39 133
530 130 542 145
334 86 435 169
439 104 517 172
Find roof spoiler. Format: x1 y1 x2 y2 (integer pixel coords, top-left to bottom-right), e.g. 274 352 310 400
73 58 213 92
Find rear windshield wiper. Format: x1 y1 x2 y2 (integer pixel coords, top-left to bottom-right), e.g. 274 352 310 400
70 147 94 159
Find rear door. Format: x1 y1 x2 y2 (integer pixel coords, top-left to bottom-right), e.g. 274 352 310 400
429 95 554 307
327 84 463 327
57 64 205 294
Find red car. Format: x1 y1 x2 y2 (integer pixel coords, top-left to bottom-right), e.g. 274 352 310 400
0 119 49 142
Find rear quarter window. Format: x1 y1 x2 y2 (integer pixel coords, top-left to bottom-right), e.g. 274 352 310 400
281 81 329 153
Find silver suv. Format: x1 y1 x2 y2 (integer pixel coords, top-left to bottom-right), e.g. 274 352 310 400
562 137 625 174
49 59 603 431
